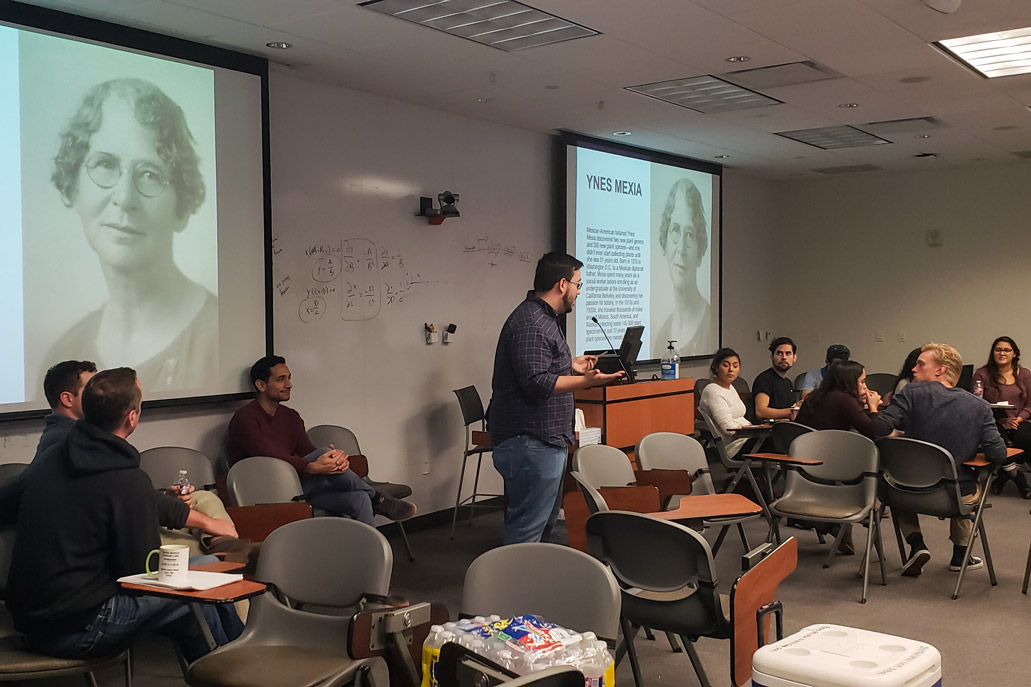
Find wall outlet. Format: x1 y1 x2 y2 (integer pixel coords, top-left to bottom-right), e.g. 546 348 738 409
898 330 907 342
876 330 884 342
422 458 430 475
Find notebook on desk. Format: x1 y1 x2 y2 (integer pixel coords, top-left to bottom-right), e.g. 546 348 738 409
117 571 244 591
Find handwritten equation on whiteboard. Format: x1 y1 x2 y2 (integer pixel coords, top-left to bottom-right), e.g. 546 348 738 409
298 239 428 323
463 236 533 268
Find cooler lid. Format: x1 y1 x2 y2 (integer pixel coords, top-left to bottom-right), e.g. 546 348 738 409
752 624 941 687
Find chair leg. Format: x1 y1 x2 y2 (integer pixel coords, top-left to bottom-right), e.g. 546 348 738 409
679 635 712 687
397 521 415 562
665 631 682 653
861 515 874 604
1023 531 1031 594
643 627 656 641
875 512 888 586
84 673 99 687
450 456 470 539
619 617 644 687
469 456 485 526
822 525 845 569
890 507 907 565
737 523 750 551
711 525 730 556
125 648 133 687
979 517 997 587
815 529 826 545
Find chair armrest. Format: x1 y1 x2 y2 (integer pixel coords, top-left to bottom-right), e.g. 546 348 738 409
598 485 662 513
634 469 693 505
348 454 370 479
226 502 314 542
471 431 492 449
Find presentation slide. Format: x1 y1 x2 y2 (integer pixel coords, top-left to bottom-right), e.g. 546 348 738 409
564 135 721 362
0 9 268 416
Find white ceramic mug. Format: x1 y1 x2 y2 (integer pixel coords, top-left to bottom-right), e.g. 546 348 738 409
145 544 190 587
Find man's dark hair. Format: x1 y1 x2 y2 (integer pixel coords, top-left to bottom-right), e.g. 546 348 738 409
533 252 583 293
82 368 141 432
768 337 796 355
43 360 97 409
250 355 287 390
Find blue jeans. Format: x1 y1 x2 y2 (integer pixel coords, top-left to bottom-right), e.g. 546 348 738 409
27 592 240 664
492 436 566 545
300 448 377 525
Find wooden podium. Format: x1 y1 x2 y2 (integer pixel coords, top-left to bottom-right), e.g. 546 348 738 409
574 378 695 461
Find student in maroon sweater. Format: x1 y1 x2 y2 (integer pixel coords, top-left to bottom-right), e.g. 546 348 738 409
227 355 415 524
795 360 884 439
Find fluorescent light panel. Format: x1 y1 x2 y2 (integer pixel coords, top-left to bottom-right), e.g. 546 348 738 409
937 27 1031 78
627 75 781 114
359 0 598 51
776 125 891 150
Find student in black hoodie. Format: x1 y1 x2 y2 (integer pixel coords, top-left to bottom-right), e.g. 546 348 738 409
4 368 239 662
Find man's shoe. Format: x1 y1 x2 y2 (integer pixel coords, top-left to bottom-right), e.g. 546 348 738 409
991 470 1009 495
374 494 416 521
1012 470 1031 500
901 548 930 577
948 556 983 572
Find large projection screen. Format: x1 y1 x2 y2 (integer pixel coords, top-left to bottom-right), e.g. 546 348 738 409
563 133 721 362
0 4 269 418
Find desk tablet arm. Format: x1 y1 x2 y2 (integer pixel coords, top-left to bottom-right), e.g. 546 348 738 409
634 469 692 509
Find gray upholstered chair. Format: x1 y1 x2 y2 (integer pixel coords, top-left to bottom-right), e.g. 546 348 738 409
227 456 304 507
0 528 133 687
451 386 502 538
635 432 756 554
768 430 884 603
877 436 996 600
306 425 414 561
185 518 392 687
462 542 620 641
139 446 217 491
586 511 797 687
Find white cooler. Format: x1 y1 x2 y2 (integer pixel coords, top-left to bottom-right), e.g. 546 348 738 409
752 624 941 687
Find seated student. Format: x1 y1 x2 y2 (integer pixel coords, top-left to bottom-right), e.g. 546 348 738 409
752 336 799 421
800 344 850 399
4 368 240 662
0 361 238 546
888 348 921 402
228 355 415 524
699 348 752 458
972 336 1031 498
795 360 884 439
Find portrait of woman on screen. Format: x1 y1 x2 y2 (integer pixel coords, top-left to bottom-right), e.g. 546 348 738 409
45 77 218 392
652 177 711 358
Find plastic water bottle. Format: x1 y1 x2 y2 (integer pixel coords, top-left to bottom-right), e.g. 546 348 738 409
175 469 191 495
974 379 984 398
581 641 614 687
661 340 679 380
421 625 445 687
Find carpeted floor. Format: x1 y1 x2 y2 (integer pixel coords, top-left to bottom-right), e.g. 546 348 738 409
29 485 1031 686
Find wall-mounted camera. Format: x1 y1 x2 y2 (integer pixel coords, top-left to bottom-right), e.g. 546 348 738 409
418 191 460 225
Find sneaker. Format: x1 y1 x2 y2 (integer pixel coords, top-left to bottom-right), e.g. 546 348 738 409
374 494 416 521
948 556 983 572
901 548 930 577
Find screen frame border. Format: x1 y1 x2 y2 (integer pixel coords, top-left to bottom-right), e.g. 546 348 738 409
0 1 272 421
558 130 723 364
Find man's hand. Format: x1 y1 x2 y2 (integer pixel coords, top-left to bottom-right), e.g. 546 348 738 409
582 369 624 388
169 483 195 505
572 355 598 375
306 449 350 474
1003 416 1022 430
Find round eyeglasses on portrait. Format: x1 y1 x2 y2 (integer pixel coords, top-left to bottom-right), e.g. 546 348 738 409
668 223 696 246
84 152 170 198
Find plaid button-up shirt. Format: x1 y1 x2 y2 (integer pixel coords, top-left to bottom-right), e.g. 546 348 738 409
489 293 574 448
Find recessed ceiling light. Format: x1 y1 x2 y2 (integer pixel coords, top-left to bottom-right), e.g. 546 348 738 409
612 131 632 136
937 27 1031 78
838 102 859 108
915 152 938 158
627 75 781 114
973 157 987 161
714 154 730 159
544 85 560 90
266 41 292 49
726 56 750 63
994 125 1018 131
476 97 493 103
899 75 931 83
360 0 598 52
777 125 891 150
915 134 931 139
